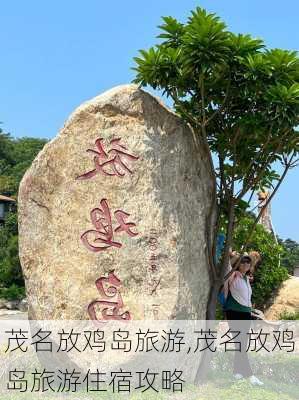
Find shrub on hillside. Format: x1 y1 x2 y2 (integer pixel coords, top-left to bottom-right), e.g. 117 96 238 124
233 217 288 309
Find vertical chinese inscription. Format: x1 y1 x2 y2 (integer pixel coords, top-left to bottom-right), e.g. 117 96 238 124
75 136 139 320
81 198 138 253
88 271 131 321
76 137 139 179
145 229 161 319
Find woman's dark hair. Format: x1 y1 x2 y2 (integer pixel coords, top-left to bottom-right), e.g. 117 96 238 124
232 256 252 272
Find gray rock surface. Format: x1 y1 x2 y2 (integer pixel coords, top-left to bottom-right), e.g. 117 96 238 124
18 298 28 312
4 300 20 310
0 298 7 309
18 84 215 320
0 309 27 319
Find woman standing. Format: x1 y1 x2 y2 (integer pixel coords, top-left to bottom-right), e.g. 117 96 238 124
224 254 264 386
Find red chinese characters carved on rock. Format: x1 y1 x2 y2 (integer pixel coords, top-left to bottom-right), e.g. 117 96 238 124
81 198 138 252
88 271 131 321
76 138 139 179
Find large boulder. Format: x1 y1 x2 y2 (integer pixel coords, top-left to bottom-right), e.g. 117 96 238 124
264 276 299 319
18 84 215 320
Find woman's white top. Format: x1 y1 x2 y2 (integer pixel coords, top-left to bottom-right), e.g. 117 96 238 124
229 274 252 307
225 260 252 307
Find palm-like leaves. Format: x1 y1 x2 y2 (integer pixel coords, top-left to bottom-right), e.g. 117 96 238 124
133 6 299 194
157 16 185 47
265 49 299 83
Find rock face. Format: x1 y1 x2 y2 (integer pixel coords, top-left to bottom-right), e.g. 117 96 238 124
264 276 299 320
18 84 215 320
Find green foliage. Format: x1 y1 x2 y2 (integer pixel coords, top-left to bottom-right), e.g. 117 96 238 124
133 7 298 318
0 129 47 196
0 234 23 287
0 284 25 300
0 129 47 299
133 6 299 215
233 217 288 308
209 352 299 398
0 211 23 289
278 310 299 320
279 238 299 274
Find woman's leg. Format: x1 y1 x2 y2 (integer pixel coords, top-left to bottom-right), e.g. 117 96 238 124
226 310 253 377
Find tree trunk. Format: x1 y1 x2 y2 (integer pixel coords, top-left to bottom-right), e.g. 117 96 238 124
194 280 220 384
194 201 235 385
206 280 221 320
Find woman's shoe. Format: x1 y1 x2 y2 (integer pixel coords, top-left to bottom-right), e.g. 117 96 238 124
249 375 264 386
233 373 243 380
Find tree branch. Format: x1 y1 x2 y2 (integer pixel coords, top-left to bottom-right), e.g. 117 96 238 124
205 75 231 126
241 153 295 252
237 128 291 199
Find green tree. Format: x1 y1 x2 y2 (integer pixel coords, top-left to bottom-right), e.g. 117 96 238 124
279 238 299 274
0 128 15 195
0 211 23 290
0 129 14 165
133 7 299 320
0 129 47 298
233 217 288 308
0 132 48 196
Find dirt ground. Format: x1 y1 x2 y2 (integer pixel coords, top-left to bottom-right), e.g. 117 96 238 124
0 309 28 320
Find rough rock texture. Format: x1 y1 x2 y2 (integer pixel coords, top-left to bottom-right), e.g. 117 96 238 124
264 276 299 319
18 84 215 320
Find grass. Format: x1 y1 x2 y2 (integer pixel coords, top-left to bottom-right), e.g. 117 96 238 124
0 355 298 400
0 339 298 399
0 378 298 400
278 310 299 320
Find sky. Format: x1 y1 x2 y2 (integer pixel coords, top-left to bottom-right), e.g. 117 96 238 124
1 1 298 241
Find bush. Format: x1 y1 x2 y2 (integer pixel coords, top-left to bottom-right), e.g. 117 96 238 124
0 232 24 288
0 131 47 301
233 217 289 309
279 238 299 275
0 284 25 300
278 310 299 320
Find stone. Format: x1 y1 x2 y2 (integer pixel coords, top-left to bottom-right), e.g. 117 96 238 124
4 300 20 310
0 309 27 320
18 298 28 312
18 84 215 320
0 298 7 309
264 276 299 319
